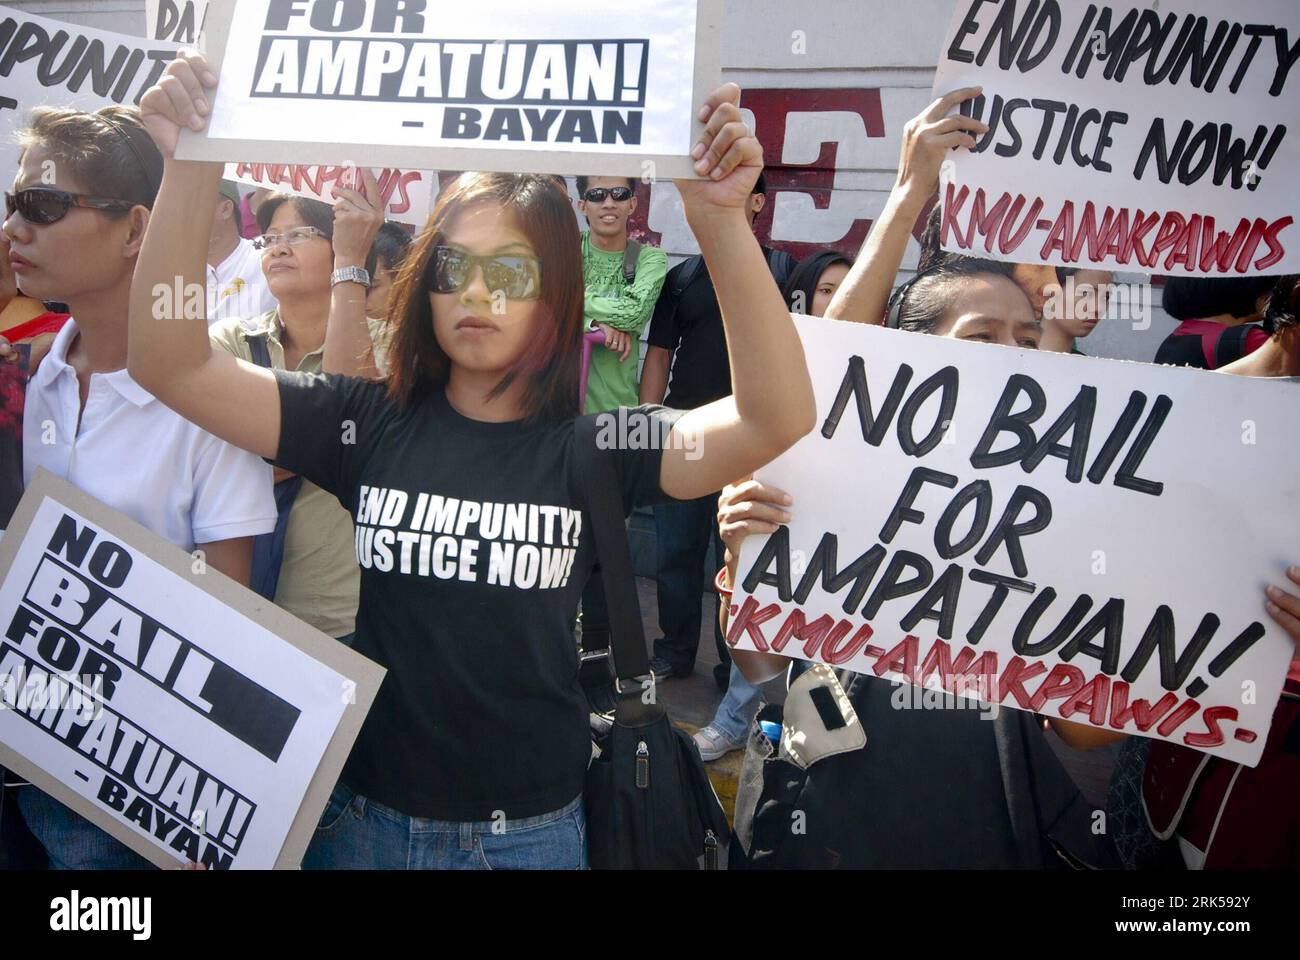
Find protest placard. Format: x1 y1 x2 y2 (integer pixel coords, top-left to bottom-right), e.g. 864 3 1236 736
224 160 434 225
731 316 1299 766
176 0 723 179
931 0 1300 276
141 1 434 225
147 0 210 44
0 5 179 179
0 471 385 869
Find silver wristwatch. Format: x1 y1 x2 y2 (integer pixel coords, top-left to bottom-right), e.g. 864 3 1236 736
331 265 371 288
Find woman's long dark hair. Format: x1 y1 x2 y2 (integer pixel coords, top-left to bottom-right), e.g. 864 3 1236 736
385 173 582 422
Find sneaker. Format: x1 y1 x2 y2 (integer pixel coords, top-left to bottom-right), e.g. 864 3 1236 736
693 724 745 762
647 655 689 680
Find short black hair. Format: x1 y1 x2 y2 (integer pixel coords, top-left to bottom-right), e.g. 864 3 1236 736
575 175 637 197
19 105 163 212
1160 275 1275 321
255 193 334 242
752 172 767 197
365 221 413 278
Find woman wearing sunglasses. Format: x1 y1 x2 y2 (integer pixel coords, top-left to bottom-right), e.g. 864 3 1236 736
128 52 815 870
2 105 277 869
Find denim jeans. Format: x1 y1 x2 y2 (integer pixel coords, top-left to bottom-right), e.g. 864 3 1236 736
16 786 153 870
652 492 726 672
709 662 764 743
301 783 587 870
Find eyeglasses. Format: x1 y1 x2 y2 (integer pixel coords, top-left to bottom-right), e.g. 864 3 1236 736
582 186 634 203
4 187 135 225
253 226 328 251
426 245 541 300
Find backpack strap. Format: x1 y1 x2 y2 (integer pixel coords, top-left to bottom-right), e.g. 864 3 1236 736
672 254 707 299
765 248 798 287
1212 323 1259 369
246 329 274 369
574 414 650 684
246 328 306 604
622 239 641 286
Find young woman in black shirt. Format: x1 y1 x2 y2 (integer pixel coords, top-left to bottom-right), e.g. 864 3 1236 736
127 52 816 869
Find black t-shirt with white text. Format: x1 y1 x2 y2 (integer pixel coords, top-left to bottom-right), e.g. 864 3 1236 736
272 371 681 820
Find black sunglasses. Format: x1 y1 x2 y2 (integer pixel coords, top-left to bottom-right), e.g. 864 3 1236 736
4 187 136 225
582 186 634 203
426 245 541 300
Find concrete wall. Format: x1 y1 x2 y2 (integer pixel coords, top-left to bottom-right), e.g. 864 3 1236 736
5 0 1175 362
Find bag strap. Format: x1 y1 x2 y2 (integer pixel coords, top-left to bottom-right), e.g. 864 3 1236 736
246 328 306 602
247 328 275 368
574 415 650 682
1212 323 1257 368
673 254 707 298
622 239 641 286
765 248 797 287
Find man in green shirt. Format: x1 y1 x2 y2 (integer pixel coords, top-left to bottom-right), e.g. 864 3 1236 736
576 175 668 414
574 176 667 696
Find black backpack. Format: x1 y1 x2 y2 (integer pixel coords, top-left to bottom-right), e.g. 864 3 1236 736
574 414 730 869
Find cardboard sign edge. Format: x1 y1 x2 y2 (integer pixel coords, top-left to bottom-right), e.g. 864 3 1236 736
0 469 386 870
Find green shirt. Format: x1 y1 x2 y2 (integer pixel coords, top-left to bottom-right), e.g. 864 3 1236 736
581 231 667 414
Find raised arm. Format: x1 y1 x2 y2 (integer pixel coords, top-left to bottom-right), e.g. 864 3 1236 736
129 52 281 460
658 85 817 500
823 88 987 326
323 169 384 377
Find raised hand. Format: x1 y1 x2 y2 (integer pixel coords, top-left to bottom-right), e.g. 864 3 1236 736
894 86 988 202
675 84 763 217
717 476 793 564
139 51 219 159
332 168 385 270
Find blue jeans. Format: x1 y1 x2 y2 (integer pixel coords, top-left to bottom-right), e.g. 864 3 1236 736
709 662 764 743
16 786 153 870
653 493 726 672
301 783 587 870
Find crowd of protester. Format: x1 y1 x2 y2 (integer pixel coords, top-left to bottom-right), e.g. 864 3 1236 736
0 52 1297 871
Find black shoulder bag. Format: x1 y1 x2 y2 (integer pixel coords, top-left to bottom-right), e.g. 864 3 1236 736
574 415 729 869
